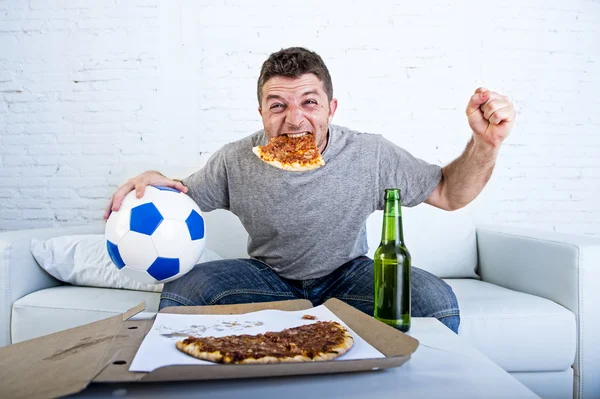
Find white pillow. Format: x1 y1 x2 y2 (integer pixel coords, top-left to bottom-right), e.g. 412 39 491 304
31 234 223 292
366 205 479 279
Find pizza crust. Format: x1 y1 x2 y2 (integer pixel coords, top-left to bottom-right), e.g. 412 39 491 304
176 322 354 364
252 145 325 172
175 343 225 363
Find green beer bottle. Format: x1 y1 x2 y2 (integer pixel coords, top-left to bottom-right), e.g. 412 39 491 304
374 188 411 332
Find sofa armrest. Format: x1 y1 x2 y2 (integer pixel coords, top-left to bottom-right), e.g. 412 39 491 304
476 224 600 399
0 224 104 347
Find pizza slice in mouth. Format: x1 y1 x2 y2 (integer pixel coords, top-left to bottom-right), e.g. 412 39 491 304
252 133 325 172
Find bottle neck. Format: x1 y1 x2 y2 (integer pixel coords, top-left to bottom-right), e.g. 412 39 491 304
381 197 405 244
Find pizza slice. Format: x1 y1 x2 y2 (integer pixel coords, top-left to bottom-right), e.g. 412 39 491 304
252 133 325 172
176 321 353 364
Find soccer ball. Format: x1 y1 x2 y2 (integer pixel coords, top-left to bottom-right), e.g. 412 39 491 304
105 186 205 284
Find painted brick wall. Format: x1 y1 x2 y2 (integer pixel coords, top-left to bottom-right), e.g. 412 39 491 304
1 0 599 236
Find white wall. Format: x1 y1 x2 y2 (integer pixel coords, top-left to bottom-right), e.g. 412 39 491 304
1 0 599 236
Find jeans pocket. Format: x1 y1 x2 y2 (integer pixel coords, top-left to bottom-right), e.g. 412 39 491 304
240 258 270 273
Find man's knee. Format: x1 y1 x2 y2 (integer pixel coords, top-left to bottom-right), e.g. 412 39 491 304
411 267 460 332
438 314 460 334
160 259 296 308
428 279 460 317
158 296 192 310
159 260 241 308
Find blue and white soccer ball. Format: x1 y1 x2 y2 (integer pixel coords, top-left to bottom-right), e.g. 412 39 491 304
105 186 205 284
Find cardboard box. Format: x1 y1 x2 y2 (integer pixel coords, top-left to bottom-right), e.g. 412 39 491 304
0 299 419 399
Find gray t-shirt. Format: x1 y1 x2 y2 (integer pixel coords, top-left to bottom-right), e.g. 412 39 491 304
183 124 441 280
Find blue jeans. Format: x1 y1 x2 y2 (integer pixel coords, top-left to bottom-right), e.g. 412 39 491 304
160 256 460 333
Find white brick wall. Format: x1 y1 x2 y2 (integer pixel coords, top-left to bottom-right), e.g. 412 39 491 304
1 0 599 236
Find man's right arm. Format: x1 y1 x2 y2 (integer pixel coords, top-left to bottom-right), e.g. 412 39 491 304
103 170 188 221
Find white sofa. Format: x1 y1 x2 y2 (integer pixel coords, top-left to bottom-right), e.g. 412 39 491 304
1 202 599 399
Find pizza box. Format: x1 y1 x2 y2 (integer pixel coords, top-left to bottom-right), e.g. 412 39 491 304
0 298 419 399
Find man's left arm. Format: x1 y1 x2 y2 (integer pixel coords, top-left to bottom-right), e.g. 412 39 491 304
425 87 516 211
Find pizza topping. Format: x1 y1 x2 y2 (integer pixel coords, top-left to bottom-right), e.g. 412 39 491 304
252 133 325 171
179 321 352 363
260 134 319 164
302 315 317 320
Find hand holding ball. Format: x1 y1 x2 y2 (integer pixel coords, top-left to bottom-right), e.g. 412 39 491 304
105 186 205 284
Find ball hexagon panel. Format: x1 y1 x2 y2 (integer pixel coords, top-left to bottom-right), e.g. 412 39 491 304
151 219 191 258
147 257 180 281
130 202 164 235
150 191 189 220
151 188 201 222
178 239 206 274
121 185 158 211
120 265 162 285
118 231 158 270
105 206 131 244
186 209 205 240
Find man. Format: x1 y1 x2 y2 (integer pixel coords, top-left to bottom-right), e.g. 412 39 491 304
104 47 515 334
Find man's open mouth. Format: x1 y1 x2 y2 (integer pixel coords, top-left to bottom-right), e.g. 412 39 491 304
285 132 311 138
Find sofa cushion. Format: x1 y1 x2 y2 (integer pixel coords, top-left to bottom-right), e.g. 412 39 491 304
447 279 576 372
30 234 223 293
11 286 160 343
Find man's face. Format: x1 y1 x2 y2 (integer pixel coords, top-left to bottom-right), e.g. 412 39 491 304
258 73 338 153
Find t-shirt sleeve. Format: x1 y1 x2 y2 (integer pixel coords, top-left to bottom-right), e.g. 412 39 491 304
181 149 230 212
377 135 442 208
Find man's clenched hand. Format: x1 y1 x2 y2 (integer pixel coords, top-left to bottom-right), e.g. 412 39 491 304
466 87 516 149
103 171 188 221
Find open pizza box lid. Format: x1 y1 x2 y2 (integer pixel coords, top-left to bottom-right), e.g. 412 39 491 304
0 298 419 399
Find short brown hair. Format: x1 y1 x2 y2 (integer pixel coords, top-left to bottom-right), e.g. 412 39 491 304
257 47 333 105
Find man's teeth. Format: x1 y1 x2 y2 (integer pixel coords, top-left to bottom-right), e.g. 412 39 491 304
287 132 309 138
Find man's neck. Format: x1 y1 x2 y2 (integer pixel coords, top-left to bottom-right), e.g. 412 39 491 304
319 128 330 154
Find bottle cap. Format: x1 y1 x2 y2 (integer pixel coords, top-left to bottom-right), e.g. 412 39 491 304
384 188 401 200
